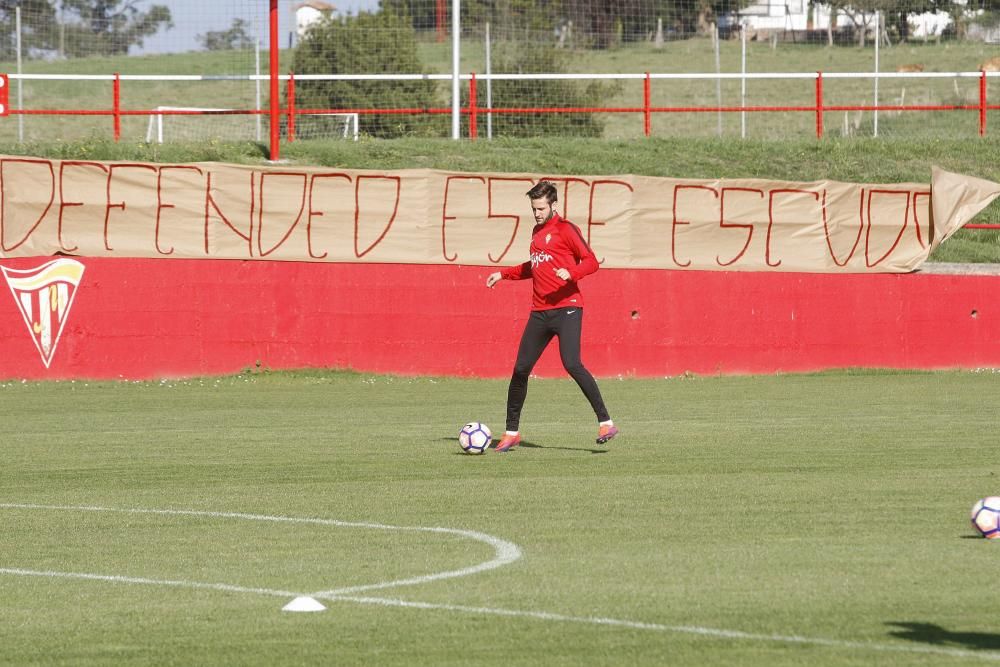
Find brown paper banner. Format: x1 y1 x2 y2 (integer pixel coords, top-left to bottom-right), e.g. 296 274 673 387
1 156 996 273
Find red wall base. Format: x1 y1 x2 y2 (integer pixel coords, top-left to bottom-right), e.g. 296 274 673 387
1 257 997 380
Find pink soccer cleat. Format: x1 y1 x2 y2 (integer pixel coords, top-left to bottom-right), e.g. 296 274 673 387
596 424 619 445
495 433 521 453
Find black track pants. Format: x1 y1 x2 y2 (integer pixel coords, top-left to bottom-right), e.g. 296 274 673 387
505 307 611 432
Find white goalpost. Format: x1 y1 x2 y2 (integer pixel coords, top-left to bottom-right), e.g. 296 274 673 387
145 107 237 144
144 107 360 144
289 111 361 142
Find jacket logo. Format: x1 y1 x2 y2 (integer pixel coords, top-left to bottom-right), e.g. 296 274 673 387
545 233 551 244
530 251 553 269
2 258 85 368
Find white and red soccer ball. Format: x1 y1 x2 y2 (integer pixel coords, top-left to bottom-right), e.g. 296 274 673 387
971 497 1000 539
459 422 492 455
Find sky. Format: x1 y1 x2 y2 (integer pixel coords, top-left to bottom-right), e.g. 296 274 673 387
137 0 381 55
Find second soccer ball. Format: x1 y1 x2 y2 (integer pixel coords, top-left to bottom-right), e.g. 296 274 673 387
971 497 1000 538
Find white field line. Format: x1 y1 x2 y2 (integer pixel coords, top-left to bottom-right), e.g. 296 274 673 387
3 568 1000 663
322 594 1000 663
0 567 297 598
0 502 521 594
309 524 520 597
3 503 999 662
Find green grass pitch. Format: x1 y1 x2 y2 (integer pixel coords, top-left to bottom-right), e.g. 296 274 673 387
3 368 1000 666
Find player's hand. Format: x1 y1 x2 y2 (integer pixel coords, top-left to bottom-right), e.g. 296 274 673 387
486 272 502 288
553 267 571 281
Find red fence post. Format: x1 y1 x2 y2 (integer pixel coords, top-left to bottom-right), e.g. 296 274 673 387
815 71 824 139
436 0 446 42
980 70 987 137
269 0 280 160
287 72 296 142
469 72 478 140
0 74 8 117
113 72 121 142
644 72 651 137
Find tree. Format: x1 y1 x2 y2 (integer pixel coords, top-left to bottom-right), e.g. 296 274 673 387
380 0 436 32
490 0 752 49
825 0 998 43
291 11 439 138
0 0 59 59
882 0 937 41
484 43 618 136
60 0 172 56
198 18 256 51
382 0 559 40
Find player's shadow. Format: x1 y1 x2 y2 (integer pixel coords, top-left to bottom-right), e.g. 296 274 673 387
440 437 607 455
517 439 608 454
887 621 1000 651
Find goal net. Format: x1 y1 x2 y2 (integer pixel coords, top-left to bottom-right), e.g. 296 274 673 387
145 107 360 144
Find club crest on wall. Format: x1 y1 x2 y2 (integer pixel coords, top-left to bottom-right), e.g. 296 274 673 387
2 258 85 368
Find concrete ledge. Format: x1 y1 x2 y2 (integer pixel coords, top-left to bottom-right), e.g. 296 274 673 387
918 262 1000 275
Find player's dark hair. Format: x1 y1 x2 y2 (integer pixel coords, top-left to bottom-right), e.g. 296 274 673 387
526 181 558 204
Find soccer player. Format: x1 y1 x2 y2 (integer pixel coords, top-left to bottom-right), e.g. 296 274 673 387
485 181 618 452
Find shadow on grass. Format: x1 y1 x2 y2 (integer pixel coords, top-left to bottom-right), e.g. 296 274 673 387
887 622 1000 651
441 437 608 455
518 440 609 455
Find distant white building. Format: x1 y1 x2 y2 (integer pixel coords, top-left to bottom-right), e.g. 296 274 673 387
907 10 953 39
291 1 337 45
733 0 970 40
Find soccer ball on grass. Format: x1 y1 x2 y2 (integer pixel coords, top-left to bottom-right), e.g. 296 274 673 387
970 497 1000 539
459 422 492 455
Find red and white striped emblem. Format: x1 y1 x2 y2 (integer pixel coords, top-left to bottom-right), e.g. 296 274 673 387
2 258 85 368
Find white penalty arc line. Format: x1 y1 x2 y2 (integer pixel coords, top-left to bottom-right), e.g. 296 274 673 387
3 503 999 663
0 502 521 595
3 568 1000 664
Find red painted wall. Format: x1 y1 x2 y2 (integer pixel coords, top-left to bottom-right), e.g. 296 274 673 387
0 257 997 380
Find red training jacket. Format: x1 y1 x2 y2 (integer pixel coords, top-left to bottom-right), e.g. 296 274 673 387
499 213 599 311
